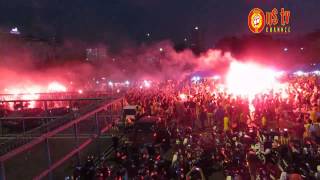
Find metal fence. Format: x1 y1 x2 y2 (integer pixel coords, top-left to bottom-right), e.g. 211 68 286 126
0 91 116 101
0 97 124 180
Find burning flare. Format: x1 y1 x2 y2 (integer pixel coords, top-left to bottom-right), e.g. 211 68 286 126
226 61 279 97
2 81 67 109
48 82 67 92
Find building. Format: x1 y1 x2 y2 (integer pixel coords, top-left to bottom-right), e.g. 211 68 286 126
190 26 204 55
85 47 107 62
0 30 56 66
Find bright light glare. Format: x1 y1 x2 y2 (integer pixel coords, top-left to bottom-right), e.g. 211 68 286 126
4 81 67 109
313 70 320 75
179 93 187 101
125 80 130 85
144 80 151 88
47 82 67 92
226 61 279 96
212 75 220 80
10 27 20 35
217 84 225 92
294 71 304 76
191 76 201 82
275 71 285 77
4 86 41 108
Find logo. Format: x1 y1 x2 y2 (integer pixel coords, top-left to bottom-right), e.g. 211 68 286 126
248 8 291 34
248 8 265 34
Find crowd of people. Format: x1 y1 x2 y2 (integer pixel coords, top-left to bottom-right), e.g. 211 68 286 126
73 75 320 179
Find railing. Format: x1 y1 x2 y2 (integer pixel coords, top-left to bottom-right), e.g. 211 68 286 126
0 97 125 180
0 92 124 138
0 91 116 101
93 135 125 167
0 101 100 156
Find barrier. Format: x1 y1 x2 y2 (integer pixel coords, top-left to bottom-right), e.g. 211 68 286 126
0 97 125 180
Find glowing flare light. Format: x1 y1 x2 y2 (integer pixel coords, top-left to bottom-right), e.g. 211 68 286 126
179 93 187 101
48 82 67 92
143 80 151 88
3 81 67 109
4 86 42 108
226 61 279 97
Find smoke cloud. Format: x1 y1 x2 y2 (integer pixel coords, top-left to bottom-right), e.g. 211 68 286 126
97 40 235 80
0 36 236 93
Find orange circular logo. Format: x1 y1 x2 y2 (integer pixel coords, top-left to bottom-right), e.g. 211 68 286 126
248 8 265 34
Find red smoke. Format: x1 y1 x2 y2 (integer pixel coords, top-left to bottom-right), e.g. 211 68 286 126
0 38 257 96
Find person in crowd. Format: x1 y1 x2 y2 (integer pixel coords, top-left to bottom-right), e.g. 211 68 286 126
199 106 207 129
74 76 320 180
223 115 230 132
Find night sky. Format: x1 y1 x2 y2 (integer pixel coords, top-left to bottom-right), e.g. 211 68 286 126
0 0 319 48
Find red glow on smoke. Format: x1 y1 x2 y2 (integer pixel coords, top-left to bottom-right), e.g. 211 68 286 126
3 81 67 109
179 93 187 101
78 89 83 94
47 82 67 92
226 61 280 97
